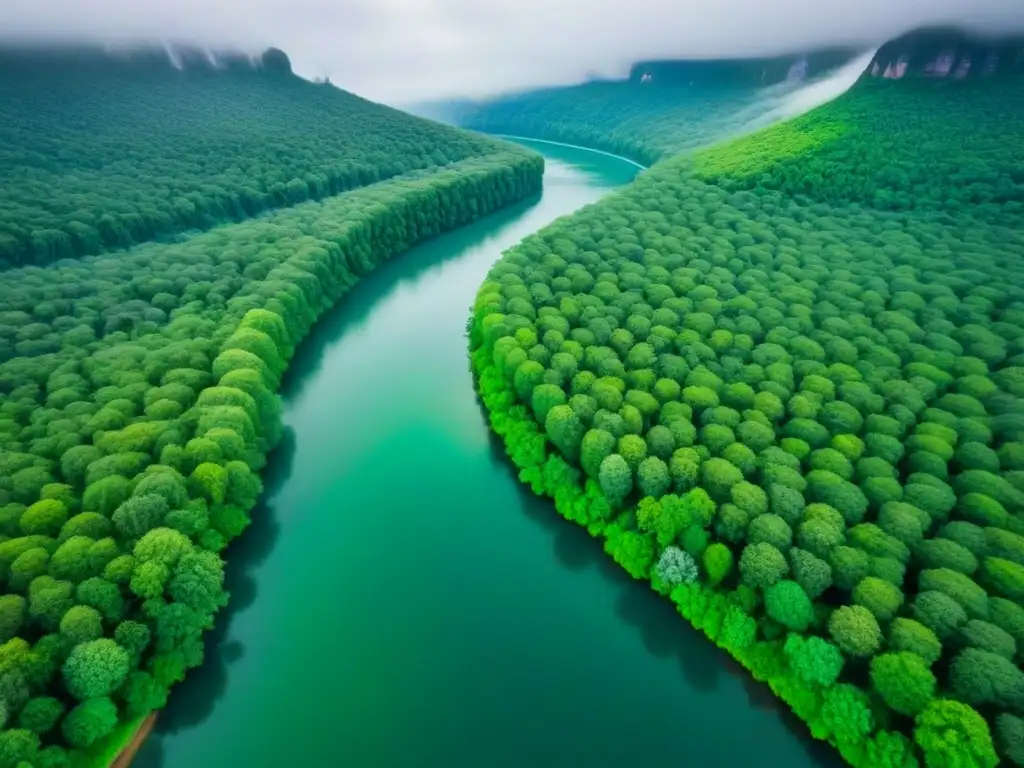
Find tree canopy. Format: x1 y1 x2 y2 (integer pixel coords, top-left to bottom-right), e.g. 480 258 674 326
470 59 1024 768
0 42 544 765
0 45 516 268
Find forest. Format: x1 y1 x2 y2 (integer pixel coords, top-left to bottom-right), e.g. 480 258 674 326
0 46 508 268
470 68 1024 768
449 50 858 167
0 44 544 767
454 81 762 166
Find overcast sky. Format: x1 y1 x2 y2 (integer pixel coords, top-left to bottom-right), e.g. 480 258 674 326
2 0 1023 103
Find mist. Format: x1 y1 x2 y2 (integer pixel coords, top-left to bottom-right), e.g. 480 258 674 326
735 49 881 135
2 0 1024 103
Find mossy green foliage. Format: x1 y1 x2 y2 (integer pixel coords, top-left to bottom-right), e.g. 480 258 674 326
470 69 1024 768
696 77 1024 220
0 47 544 764
692 115 849 178
0 45 514 268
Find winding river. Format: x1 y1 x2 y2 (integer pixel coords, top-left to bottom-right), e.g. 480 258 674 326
136 141 839 768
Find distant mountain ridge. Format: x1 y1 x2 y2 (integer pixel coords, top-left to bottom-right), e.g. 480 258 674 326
865 27 1024 80
625 47 860 88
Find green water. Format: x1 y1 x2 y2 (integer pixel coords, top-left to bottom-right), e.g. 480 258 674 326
136 142 838 768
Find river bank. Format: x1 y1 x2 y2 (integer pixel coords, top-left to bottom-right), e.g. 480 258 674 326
492 135 650 170
127 141 836 768
93 149 542 767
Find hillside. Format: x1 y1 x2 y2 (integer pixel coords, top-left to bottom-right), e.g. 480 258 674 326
437 48 862 165
0 44 543 766
694 71 1024 222
0 44 511 268
469 34 1024 768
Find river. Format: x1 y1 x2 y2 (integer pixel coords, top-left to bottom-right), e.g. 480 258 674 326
135 141 838 768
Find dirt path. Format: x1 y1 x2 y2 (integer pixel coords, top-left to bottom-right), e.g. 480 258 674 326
111 713 157 768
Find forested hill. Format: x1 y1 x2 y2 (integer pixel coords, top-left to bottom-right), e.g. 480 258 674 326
0 40 544 767
0 44 509 269
437 47 864 166
866 27 1024 80
695 52 1024 222
469 24 1024 768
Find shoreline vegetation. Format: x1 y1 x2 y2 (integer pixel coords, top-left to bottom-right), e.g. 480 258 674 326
92 152 543 767
87 154 544 767
468 61 1024 768
2 28 1024 768
0 43 545 768
109 713 154 768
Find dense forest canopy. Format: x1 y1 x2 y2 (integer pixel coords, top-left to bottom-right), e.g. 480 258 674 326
694 79 1024 224
0 45 508 269
444 47 863 166
471 52 1024 768
0 43 544 766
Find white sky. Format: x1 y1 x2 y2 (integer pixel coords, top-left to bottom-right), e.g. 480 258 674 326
1 0 1023 103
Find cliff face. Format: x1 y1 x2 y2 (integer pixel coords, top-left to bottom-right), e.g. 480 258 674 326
865 27 1024 81
626 48 859 88
0 43 290 79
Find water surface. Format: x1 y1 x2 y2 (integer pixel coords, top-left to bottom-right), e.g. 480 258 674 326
137 142 838 768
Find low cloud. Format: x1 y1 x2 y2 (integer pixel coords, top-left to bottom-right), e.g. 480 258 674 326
2 0 1023 103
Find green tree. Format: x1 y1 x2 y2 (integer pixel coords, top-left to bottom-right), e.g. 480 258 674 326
739 542 788 590
949 648 1024 710
852 576 904 622
17 695 63 737
61 697 119 749
702 543 733 586
62 638 130 700
765 580 813 631
598 454 632 507
914 700 998 768
783 633 844 687
59 605 104 645
19 499 68 537
829 605 882 658
869 651 936 716
545 405 584 462
888 617 943 666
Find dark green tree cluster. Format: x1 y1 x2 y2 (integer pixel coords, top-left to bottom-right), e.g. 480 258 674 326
470 70 1024 768
0 45 510 268
0 95 542 762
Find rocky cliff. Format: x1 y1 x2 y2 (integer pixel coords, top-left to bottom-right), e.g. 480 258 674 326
865 27 1024 80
